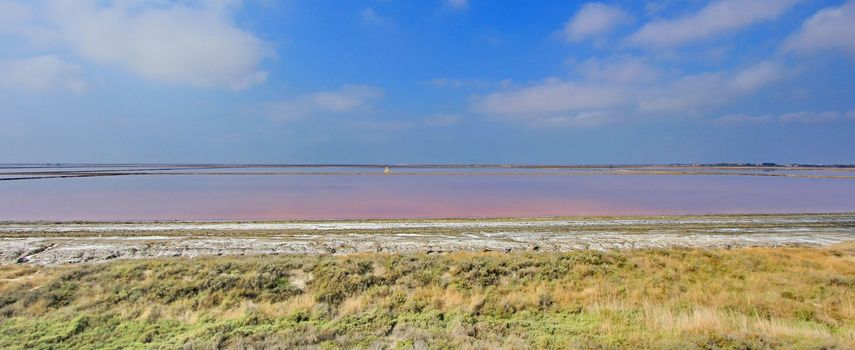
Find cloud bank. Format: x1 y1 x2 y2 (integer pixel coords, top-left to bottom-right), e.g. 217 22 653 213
0 55 86 92
714 111 850 125
265 85 385 122
784 1 855 56
474 58 784 127
2 0 270 90
563 2 630 42
628 0 800 47
475 0 855 128
47 0 269 89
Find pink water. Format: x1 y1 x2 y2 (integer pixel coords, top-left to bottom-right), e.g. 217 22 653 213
1 169 854 221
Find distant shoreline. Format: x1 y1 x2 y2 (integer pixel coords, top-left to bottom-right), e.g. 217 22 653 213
2 162 855 169
3 212 855 226
3 163 855 181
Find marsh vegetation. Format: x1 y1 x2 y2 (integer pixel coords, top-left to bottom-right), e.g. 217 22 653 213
1 244 854 349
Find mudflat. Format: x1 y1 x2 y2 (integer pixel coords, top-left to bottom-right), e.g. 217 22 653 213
3 213 853 265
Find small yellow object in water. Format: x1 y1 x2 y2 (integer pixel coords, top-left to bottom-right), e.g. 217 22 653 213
383 167 391 175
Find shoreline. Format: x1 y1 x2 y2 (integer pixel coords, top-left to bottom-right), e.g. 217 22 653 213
3 211 854 225
4 164 855 182
3 213 854 265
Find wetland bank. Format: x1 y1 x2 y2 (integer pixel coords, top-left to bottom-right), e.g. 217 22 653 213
2 213 854 348
2 213 855 265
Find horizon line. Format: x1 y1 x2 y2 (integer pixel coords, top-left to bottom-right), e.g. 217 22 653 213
2 162 855 168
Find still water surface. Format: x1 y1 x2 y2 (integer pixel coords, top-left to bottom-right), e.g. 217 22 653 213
1 166 854 221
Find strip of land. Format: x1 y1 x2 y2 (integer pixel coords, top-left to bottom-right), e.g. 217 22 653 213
3 213 854 265
3 163 855 181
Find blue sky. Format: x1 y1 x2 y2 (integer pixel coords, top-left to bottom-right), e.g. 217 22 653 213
0 0 853 164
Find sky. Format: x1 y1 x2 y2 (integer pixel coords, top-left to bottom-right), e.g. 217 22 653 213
0 0 853 164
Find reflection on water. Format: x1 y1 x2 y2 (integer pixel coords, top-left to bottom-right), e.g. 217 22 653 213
1 165 854 221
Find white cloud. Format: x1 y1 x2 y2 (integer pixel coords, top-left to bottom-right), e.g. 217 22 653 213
533 112 612 128
42 0 269 89
445 0 469 10
640 60 783 113
712 114 774 125
779 111 839 123
574 56 660 83
715 111 850 125
472 74 630 128
644 1 679 16
360 7 393 28
0 0 31 32
474 78 626 115
473 59 786 126
313 86 384 111
638 72 726 113
727 60 783 92
784 1 855 56
0 55 86 92
473 82 619 127
352 120 413 131
563 2 630 42
628 0 800 47
265 85 384 122
431 77 488 88
430 77 512 89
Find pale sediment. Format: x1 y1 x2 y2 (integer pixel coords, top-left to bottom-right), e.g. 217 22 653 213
1 213 854 265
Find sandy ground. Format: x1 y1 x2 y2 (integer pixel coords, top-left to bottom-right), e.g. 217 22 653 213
2 213 854 265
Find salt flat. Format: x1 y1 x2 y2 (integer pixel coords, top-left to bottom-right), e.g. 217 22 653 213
1 214 853 232
2 213 853 264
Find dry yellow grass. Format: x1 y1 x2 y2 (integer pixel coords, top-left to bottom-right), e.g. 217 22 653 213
1 243 854 349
